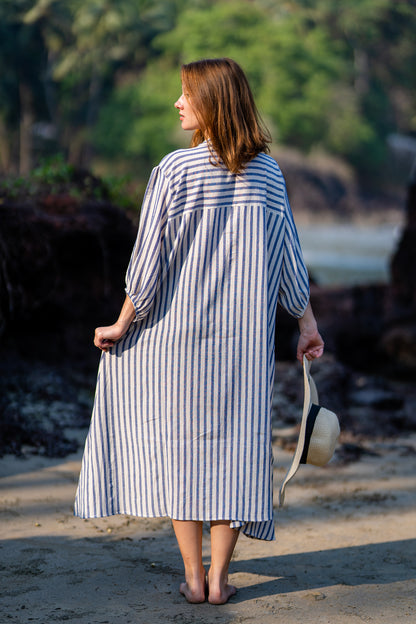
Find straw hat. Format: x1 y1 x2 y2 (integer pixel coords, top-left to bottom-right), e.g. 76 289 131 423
278 356 340 506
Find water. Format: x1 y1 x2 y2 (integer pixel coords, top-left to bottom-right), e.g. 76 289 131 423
297 222 403 286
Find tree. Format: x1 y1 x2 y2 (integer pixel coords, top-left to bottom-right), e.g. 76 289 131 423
0 0 186 173
93 1 353 174
293 0 416 175
0 1 51 174
1 0 415 183
94 0 416 183
23 0 186 166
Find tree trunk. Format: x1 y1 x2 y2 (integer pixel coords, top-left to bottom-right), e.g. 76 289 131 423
0 115 12 174
353 48 369 96
82 69 102 167
19 82 34 175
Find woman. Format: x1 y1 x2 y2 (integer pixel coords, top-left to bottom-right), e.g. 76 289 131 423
74 58 324 605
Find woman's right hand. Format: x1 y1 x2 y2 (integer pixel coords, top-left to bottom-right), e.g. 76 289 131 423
94 322 126 352
94 295 136 352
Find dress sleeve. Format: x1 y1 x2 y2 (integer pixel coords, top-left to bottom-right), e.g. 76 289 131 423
125 166 170 320
277 190 310 318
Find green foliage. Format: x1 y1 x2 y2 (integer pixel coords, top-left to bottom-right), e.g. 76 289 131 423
0 0 415 185
0 155 79 199
99 2 353 163
0 155 135 208
0 1 49 123
101 174 137 210
93 61 182 176
31 155 75 187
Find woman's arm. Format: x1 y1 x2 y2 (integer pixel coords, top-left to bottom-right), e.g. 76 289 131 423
93 295 136 352
296 301 324 362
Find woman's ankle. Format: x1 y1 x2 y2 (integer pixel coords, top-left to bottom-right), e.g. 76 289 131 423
207 569 236 604
180 566 207 603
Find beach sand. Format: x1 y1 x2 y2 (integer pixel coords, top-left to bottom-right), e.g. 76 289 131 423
1 427 415 623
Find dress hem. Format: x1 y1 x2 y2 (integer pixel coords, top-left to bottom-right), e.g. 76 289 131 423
73 509 276 541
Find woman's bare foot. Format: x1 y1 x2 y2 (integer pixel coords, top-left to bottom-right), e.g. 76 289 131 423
179 571 207 603
207 521 239 604
207 575 237 604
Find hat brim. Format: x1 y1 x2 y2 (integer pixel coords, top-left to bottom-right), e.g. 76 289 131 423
278 357 340 507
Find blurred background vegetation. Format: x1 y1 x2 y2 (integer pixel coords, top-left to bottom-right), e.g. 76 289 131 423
0 0 415 193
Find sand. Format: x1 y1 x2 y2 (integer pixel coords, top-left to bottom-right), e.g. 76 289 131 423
1 428 415 623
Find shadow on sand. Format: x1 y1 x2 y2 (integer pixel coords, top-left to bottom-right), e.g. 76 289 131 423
0 534 415 622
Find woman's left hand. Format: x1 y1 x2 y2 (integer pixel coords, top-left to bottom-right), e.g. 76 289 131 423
296 328 324 362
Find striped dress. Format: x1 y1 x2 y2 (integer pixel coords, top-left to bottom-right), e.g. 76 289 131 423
74 141 309 540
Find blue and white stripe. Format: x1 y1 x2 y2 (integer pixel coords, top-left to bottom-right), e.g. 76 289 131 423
74 142 309 540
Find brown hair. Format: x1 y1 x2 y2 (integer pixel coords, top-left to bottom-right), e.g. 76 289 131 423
181 58 271 174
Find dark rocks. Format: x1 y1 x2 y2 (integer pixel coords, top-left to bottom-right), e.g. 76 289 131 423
304 163 416 378
278 156 416 378
350 388 403 410
0 185 137 457
272 355 416 460
380 325 416 371
0 195 136 367
381 162 416 373
279 150 403 223
335 443 380 463
310 283 388 371
0 358 94 457
390 166 416 308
